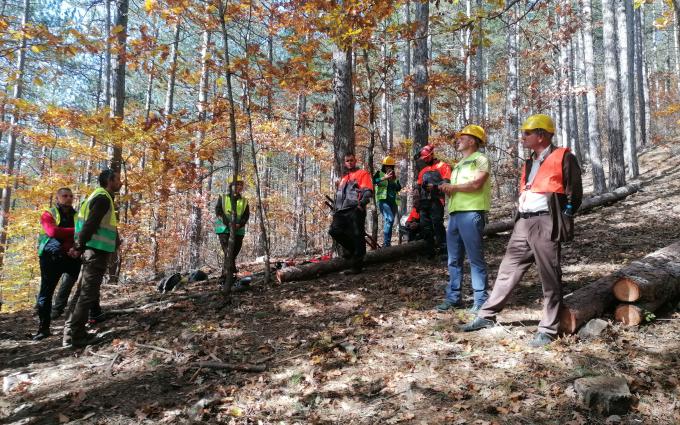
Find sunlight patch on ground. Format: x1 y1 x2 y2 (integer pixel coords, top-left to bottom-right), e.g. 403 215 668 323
277 299 322 317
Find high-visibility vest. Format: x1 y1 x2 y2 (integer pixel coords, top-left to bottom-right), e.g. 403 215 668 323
519 147 568 194
447 151 491 212
75 187 118 253
374 171 401 205
37 207 60 256
214 195 248 236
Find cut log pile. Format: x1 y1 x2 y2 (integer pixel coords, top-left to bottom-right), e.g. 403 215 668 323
560 240 680 333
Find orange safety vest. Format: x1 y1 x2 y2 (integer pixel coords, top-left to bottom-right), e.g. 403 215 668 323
519 147 569 194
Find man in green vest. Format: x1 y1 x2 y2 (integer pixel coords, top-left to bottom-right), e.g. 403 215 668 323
63 169 122 348
437 125 492 313
373 155 402 247
215 179 250 281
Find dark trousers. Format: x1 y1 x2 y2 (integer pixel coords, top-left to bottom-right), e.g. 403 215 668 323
329 207 366 269
419 199 446 255
53 273 76 314
219 233 244 277
37 254 81 325
63 249 110 342
477 215 563 335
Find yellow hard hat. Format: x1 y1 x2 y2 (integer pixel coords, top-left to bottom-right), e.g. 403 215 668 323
457 124 487 145
382 155 396 166
521 114 555 134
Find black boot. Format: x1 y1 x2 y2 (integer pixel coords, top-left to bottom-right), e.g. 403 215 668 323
32 320 51 341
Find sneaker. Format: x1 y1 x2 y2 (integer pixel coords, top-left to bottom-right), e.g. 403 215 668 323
32 329 51 341
435 301 462 312
460 317 495 332
528 332 555 347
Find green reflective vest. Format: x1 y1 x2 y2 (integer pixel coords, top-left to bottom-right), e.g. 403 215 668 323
375 171 401 205
37 207 60 256
75 187 118 253
447 151 491 212
214 195 247 236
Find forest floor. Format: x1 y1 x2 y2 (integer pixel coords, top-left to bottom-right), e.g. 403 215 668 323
2 142 680 425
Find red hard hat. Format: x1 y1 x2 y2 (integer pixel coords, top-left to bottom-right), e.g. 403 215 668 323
419 145 434 160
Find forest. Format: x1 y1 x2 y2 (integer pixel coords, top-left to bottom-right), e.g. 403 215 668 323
1 0 680 423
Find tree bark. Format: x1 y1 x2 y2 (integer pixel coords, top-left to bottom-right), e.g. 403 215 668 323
276 241 427 283
293 94 307 255
399 0 411 215
601 0 626 188
581 0 606 193
611 241 680 303
0 0 30 269
634 8 647 146
363 49 379 246
618 0 638 178
218 0 241 296
188 29 211 269
412 0 429 155
109 0 128 173
332 45 354 178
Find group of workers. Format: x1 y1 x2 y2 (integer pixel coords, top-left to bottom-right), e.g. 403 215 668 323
34 113 580 348
329 114 582 347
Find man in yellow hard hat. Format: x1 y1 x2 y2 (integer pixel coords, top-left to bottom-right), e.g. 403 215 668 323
373 155 402 247
461 114 583 347
214 179 250 282
438 125 491 313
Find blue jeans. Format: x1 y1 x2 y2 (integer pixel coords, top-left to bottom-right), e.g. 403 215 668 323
379 201 397 247
445 211 488 307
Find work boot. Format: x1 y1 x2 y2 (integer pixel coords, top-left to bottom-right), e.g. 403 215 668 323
63 332 100 349
32 321 51 341
460 317 495 332
435 301 462 312
528 332 555 348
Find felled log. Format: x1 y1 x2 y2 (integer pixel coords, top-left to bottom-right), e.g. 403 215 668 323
614 304 655 326
276 240 427 283
484 183 641 236
560 238 680 333
611 241 680 302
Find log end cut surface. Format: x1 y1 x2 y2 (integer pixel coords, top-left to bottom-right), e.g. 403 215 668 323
612 278 641 302
614 304 643 326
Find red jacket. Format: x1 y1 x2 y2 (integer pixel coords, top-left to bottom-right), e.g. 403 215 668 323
335 168 374 211
40 207 75 254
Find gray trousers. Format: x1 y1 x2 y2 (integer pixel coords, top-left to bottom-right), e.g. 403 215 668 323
477 215 563 335
63 249 110 342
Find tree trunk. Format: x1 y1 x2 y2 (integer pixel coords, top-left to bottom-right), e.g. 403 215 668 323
109 0 128 173
634 8 647 146
332 44 355 178
601 0 626 189
0 0 30 269
611 241 680 303
276 241 427 283
188 29 211 269
505 4 520 170
581 0 606 193
218 0 241 296
362 49 379 247
412 0 429 156
293 94 306 255
399 0 411 215
618 0 638 178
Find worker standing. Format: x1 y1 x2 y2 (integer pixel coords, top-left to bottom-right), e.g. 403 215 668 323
33 188 80 340
438 125 491 313
329 153 374 275
63 169 122 348
214 179 250 282
373 156 402 247
417 145 452 258
461 115 583 347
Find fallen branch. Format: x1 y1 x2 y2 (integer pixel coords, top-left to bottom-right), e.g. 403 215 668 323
484 182 641 236
136 343 174 355
107 353 121 376
192 361 267 373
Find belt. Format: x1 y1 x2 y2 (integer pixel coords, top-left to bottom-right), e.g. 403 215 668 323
518 211 549 219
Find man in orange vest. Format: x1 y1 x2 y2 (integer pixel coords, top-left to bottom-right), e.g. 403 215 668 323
329 153 374 274
417 145 452 257
461 115 583 347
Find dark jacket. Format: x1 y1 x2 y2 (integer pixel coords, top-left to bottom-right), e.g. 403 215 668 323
515 144 583 242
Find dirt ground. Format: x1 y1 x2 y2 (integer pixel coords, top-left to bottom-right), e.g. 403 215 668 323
2 143 680 425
